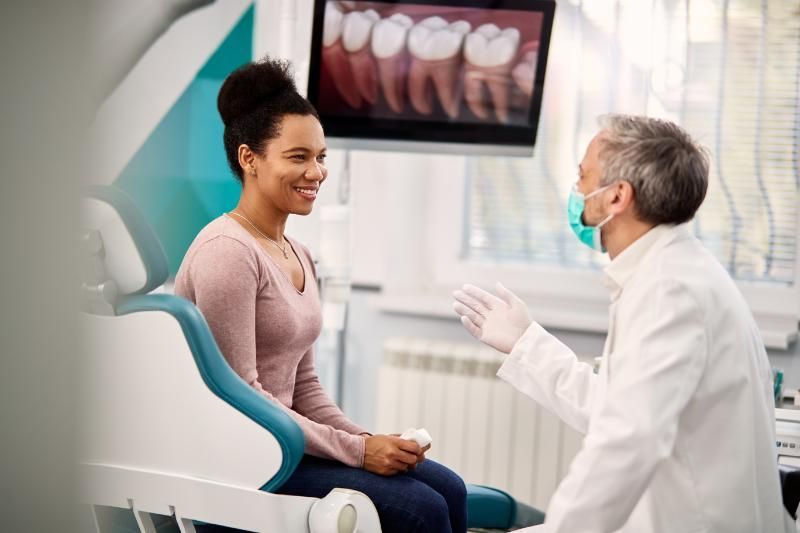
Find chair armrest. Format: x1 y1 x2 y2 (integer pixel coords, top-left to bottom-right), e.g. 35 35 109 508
117 293 305 491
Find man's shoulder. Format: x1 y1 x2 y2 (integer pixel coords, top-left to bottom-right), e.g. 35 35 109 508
650 234 723 278
630 237 729 297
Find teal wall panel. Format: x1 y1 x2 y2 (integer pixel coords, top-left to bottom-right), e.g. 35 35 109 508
115 6 253 275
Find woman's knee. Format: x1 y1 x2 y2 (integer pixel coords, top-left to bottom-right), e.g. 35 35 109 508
448 470 467 500
454 478 467 511
416 460 467 503
383 489 450 533
419 488 451 524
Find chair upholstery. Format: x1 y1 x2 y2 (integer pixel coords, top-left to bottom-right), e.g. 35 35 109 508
467 484 545 529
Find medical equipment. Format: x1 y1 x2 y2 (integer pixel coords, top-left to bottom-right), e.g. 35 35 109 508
775 368 786 404
400 427 433 448
775 408 800 529
777 408 800 468
306 0 556 156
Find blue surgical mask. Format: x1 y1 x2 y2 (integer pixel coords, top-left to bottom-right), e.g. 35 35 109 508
567 184 614 252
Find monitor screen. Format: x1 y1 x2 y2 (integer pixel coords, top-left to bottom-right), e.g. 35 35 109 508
307 0 555 156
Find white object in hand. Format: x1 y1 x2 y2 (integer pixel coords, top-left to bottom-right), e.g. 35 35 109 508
452 282 532 354
400 427 433 448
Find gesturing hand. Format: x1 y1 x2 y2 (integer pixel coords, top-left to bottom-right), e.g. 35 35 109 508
453 282 532 354
363 435 423 476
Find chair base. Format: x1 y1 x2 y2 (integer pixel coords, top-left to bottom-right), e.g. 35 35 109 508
82 463 381 532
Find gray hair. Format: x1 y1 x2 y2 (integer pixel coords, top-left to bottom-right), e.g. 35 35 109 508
597 114 710 225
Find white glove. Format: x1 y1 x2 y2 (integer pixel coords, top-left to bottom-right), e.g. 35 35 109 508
452 282 532 354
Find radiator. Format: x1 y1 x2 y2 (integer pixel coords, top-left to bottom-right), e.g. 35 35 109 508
375 337 584 510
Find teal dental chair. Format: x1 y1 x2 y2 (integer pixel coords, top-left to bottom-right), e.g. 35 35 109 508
80 185 544 532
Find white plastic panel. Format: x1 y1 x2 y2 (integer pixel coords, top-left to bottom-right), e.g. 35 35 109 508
82 464 316 532
81 311 282 488
82 198 148 294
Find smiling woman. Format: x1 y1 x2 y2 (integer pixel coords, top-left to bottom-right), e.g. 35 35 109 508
173 56 467 533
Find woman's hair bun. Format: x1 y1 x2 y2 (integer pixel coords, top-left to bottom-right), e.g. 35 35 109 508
217 57 298 127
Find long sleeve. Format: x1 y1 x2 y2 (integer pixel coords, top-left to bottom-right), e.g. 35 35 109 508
536 280 707 533
293 345 369 435
182 236 365 467
497 320 598 434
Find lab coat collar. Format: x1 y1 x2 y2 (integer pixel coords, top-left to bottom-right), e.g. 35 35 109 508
603 223 692 298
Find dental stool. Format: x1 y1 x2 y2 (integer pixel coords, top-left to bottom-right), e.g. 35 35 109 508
467 485 545 530
80 184 543 532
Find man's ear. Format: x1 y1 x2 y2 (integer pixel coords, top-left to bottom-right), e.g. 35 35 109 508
608 180 634 215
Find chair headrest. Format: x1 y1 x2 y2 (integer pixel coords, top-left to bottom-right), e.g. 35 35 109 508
82 185 169 296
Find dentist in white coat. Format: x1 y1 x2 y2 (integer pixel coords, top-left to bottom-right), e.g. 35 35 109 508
454 114 792 533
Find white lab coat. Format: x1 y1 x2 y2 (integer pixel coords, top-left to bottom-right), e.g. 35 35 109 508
498 223 792 533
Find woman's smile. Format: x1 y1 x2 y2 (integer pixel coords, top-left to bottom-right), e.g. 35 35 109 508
293 186 318 201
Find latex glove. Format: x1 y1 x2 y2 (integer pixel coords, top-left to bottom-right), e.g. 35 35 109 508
452 282 532 354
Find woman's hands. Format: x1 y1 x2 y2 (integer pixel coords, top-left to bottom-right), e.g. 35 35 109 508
363 434 429 476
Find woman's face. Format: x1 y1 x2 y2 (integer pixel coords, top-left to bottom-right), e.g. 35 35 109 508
251 114 328 216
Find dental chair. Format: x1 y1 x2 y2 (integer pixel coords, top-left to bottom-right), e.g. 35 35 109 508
80 184 544 532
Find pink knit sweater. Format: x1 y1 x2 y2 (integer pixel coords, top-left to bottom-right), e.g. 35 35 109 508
174 214 367 467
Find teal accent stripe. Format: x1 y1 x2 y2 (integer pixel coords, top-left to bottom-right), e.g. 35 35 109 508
83 185 169 295
117 294 305 491
114 5 254 275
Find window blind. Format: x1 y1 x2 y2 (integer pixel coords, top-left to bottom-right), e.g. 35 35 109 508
465 0 800 285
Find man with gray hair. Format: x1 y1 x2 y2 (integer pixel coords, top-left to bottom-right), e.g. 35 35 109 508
453 114 791 532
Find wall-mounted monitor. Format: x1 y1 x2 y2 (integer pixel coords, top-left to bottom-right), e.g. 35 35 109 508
307 0 555 156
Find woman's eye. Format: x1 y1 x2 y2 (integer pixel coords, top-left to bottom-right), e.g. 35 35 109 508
316 155 327 163
291 155 305 161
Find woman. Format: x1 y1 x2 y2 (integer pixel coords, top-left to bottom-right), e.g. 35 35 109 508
174 57 467 533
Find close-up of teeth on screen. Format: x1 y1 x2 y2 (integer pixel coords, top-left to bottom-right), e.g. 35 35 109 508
318 1 544 126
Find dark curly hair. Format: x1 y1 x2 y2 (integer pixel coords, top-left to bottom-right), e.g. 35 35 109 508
217 56 320 181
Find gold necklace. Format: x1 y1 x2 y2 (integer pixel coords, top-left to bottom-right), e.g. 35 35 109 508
229 211 289 259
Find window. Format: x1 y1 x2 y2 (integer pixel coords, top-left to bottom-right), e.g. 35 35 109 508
435 0 800 347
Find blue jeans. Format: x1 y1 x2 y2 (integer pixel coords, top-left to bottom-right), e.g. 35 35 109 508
195 455 467 533
277 455 467 533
